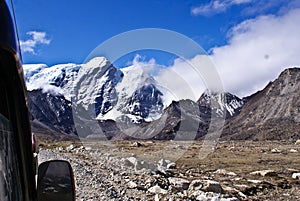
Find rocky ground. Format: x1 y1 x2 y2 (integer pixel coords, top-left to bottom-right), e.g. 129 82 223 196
38 140 300 201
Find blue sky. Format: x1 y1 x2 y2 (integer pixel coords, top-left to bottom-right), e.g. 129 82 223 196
13 0 285 65
11 0 300 97
14 0 221 65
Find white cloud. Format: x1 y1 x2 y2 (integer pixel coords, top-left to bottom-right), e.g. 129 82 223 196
154 57 207 103
126 54 218 104
20 31 51 54
191 0 252 16
191 0 300 17
119 7 300 100
211 8 300 97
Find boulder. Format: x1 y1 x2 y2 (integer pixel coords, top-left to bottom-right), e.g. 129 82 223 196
85 146 92 151
271 148 281 153
123 157 138 167
189 179 223 193
127 181 138 189
250 170 277 177
155 159 176 177
148 185 168 194
290 149 298 153
132 141 142 147
156 165 174 177
247 179 262 184
158 159 175 168
189 190 239 201
202 180 223 193
167 162 176 169
123 157 155 170
66 144 76 151
168 177 190 190
57 146 64 151
292 173 300 179
214 169 237 176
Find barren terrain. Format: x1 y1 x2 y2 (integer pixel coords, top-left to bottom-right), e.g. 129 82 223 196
38 139 300 200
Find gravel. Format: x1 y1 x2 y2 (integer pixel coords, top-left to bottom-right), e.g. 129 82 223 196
37 143 300 201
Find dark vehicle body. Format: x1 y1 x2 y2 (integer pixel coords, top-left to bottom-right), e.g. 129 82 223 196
0 1 75 200
0 1 36 200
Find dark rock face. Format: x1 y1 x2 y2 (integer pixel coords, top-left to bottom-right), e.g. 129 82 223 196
161 99 207 140
122 84 164 121
150 93 243 140
221 68 300 140
98 120 128 140
198 92 244 119
27 90 76 135
97 93 242 141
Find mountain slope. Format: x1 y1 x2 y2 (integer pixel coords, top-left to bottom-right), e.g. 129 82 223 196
221 67 300 140
197 91 244 118
98 94 243 140
27 90 76 135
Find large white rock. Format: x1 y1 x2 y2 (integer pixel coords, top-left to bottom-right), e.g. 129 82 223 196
123 157 155 170
292 173 300 179
250 170 277 177
127 181 138 189
148 185 168 194
214 169 237 176
290 149 298 153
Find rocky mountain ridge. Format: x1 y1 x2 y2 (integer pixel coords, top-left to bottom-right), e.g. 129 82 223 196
221 67 300 140
24 58 300 141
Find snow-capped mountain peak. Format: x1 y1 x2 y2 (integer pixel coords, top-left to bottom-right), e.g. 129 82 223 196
24 57 167 123
73 57 123 118
198 90 244 118
23 63 81 98
96 63 164 123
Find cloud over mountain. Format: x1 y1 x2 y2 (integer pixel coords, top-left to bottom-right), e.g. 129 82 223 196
211 8 300 97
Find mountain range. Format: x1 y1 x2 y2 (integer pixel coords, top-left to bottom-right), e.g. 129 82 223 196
23 57 300 141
